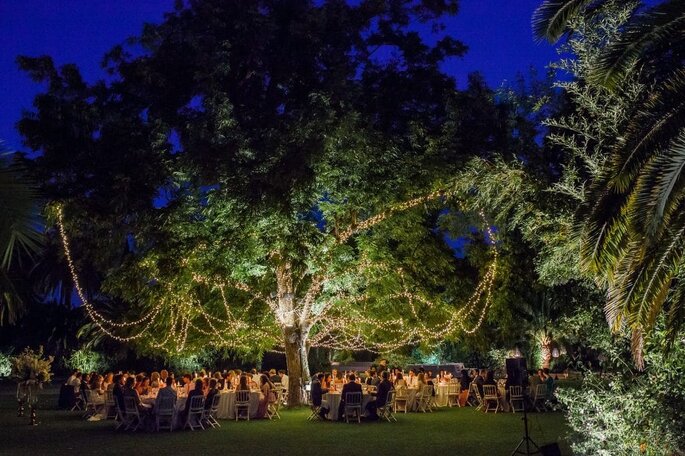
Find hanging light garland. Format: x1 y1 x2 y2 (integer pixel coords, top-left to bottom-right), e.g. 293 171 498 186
55 188 498 354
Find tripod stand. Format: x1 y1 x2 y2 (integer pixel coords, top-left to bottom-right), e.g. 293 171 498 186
511 391 539 455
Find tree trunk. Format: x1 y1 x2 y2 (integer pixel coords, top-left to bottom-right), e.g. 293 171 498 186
283 325 310 407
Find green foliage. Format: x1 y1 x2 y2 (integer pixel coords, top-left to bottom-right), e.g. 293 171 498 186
0 350 12 377
557 328 685 455
10 346 53 383
64 349 110 373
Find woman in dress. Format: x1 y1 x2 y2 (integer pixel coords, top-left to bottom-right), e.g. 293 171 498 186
255 374 272 419
236 374 250 391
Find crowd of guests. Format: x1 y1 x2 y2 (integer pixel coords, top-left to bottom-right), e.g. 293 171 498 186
307 363 558 420
61 367 290 423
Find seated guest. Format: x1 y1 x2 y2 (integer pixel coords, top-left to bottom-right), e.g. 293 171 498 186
407 369 418 388
205 378 219 410
182 379 204 421
323 373 332 390
224 371 235 390
269 369 281 384
460 369 470 391
150 371 161 388
416 372 427 390
484 370 497 386
236 374 250 391
394 372 406 389
311 373 328 408
251 368 261 385
366 371 393 419
182 374 193 396
155 376 177 409
112 374 126 412
159 369 169 387
366 370 379 386
123 377 150 413
139 377 151 396
278 369 289 392
102 372 114 391
333 371 344 390
474 369 486 397
256 375 272 419
337 373 363 420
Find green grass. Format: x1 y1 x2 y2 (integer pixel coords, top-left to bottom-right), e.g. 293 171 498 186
0 385 572 455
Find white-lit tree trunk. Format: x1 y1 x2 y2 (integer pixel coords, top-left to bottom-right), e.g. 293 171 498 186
276 261 311 407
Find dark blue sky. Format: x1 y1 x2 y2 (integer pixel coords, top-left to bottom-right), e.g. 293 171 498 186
0 0 557 152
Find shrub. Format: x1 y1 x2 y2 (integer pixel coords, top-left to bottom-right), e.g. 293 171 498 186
65 349 110 373
557 331 685 455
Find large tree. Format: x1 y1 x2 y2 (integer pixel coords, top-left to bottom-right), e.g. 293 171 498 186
20 0 501 405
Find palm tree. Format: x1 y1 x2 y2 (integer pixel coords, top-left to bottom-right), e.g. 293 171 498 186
0 151 42 324
533 0 685 366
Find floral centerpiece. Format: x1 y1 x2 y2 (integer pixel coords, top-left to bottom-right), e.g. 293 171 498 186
10 347 53 423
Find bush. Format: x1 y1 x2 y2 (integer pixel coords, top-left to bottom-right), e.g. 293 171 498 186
0 350 12 377
65 349 110 373
557 331 685 455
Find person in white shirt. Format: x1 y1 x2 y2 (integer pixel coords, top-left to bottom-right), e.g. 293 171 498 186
67 371 82 393
407 369 418 388
155 376 177 409
251 369 261 386
278 370 289 392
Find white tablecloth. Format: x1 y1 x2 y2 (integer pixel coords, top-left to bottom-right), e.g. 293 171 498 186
322 392 373 421
435 384 449 407
216 390 262 419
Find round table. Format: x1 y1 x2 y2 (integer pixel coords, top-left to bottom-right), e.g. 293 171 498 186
322 391 373 421
434 383 449 407
216 390 262 419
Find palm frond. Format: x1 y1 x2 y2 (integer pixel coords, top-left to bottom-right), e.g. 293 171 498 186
593 1 685 89
532 0 601 42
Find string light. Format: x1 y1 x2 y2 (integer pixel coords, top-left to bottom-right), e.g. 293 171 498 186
55 188 499 355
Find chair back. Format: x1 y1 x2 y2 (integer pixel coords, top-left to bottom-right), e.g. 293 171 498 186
188 395 205 412
236 390 250 404
535 384 547 398
123 396 139 416
483 385 497 398
157 395 175 415
210 393 221 412
345 392 362 406
104 390 115 406
448 383 459 394
469 382 482 400
509 386 523 398
421 385 433 397
385 390 395 406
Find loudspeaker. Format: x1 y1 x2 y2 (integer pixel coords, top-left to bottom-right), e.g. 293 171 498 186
505 357 527 387
539 443 562 456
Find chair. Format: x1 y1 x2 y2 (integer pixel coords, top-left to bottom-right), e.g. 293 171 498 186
267 389 282 420
202 393 222 428
483 385 500 413
417 385 433 413
184 395 206 430
69 387 84 411
114 400 128 430
123 396 143 432
104 390 117 419
378 391 397 422
235 390 251 421
83 390 96 418
393 387 409 413
447 382 461 407
155 395 176 431
343 392 363 423
532 384 548 412
469 383 484 411
509 386 524 413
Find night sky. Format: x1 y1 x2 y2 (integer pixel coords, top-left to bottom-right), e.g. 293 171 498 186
0 0 557 152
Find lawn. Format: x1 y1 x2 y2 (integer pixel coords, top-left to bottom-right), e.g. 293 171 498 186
0 385 572 455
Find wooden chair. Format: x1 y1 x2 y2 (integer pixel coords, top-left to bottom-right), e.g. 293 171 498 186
155 395 176 431
343 392 363 423
104 390 117 419
447 382 461 407
184 395 206 430
393 387 409 413
123 396 143 432
267 389 282 420
533 384 548 412
509 386 525 413
483 385 500 413
202 393 222 428
378 390 397 422
469 383 484 411
234 390 251 421
417 385 433 413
